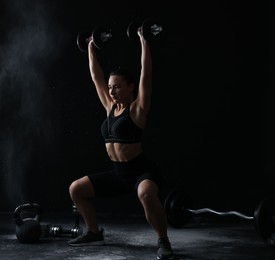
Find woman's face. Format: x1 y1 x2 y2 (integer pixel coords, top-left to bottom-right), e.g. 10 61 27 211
108 75 134 103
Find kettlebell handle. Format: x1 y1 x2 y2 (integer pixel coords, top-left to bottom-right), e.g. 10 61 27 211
14 203 42 225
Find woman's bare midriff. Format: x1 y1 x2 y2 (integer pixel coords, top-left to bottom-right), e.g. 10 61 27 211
105 142 142 162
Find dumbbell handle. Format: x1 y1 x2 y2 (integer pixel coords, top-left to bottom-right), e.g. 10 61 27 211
84 32 112 43
98 32 112 42
49 225 83 237
187 207 253 220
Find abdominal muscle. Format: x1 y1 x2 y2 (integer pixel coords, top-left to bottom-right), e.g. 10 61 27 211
105 142 142 162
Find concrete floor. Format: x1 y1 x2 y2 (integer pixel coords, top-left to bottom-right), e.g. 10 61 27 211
1 211 275 260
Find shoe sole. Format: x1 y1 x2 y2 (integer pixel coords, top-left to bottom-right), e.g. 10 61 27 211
157 255 174 260
68 241 105 247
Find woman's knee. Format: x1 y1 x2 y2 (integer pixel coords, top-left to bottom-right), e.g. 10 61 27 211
69 180 79 199
138 191 153 205
69 176 95 200
137 180 158 203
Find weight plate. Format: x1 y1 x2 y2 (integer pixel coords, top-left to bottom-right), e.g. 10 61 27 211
164 189 192 228
254 195 275 242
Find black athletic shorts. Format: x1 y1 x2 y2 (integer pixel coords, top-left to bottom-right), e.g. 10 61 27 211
87 153 163 198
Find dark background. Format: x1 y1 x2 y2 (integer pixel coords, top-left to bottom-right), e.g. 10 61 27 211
0 0 274 217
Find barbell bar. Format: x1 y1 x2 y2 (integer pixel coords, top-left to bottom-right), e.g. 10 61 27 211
164 188 275 245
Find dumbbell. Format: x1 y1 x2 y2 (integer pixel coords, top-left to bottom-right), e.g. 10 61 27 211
42 205 83 238
46 224 82 238
77 26 113 52
127 18 163 42
164 188 275 245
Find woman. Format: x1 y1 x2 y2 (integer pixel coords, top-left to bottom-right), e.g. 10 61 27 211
68 27 174 260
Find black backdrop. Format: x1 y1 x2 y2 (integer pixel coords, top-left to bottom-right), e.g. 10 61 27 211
0 0 274 217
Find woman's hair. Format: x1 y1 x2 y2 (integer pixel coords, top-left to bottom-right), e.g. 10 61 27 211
109 66 135 85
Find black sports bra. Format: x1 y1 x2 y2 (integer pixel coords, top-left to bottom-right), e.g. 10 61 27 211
100 104 143 143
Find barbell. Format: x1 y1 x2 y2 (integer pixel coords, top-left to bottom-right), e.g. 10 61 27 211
76 26 113 52
164 188 275 245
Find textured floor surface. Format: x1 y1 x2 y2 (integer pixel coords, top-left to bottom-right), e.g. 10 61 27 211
1 211 275 260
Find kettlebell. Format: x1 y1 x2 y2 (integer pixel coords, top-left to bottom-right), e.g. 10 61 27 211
14 203 43 243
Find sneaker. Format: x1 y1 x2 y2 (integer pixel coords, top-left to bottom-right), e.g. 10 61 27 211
68 228 105 246
157 237 174 260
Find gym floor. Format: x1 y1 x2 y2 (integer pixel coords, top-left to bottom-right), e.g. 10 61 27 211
1 211 275 260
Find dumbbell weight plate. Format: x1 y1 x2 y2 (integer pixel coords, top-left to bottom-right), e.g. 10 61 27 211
142 18 162 40
254 195 275 243
92 26 112 49
77 27 112 52
77 31 91 53
127 19 163 42
127 21 141 42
